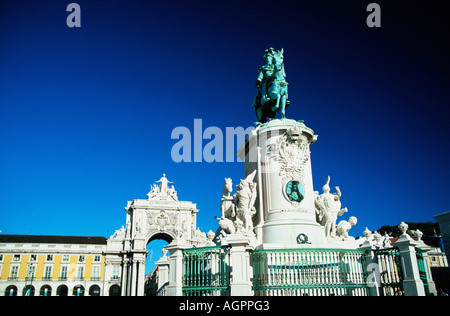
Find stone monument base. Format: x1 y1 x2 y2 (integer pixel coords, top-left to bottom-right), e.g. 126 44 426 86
262 217 324 246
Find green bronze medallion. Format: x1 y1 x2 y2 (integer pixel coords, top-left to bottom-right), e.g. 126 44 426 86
285 180 304 203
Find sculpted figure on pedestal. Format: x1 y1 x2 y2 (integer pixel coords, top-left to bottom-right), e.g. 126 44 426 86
155 174 173 195
148 174 178 201
110 226 126 240
315 176 348 238
234 170 258 233
215 171 258 241
336 216 357 239
220 178 235 220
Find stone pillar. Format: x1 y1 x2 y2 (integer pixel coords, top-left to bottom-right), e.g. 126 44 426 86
165 239 190 296
226 235 254 296
121 257 129 296
136 257 146 296
155 251 170 295
130 258 138 296
415 239 437 296
254 146 265 245
359 240 380 296
393 233 425 296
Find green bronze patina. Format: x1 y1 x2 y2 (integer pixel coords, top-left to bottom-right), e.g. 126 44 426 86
253 48 290 124
286 180 304 203
296 233 310 244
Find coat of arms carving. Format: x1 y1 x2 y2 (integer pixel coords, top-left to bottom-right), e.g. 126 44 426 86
147 210 180 236
268 125 310 206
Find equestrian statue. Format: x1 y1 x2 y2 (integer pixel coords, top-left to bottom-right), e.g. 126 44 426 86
253 48 290 124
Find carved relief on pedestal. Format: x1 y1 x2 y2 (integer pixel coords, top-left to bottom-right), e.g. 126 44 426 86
267 125 310 207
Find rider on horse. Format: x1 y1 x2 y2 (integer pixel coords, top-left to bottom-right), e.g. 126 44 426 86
253 48 290 124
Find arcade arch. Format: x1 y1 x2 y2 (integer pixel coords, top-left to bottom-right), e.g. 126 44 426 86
146 233 172 275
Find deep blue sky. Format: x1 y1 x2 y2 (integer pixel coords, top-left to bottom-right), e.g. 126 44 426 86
1 0 449 245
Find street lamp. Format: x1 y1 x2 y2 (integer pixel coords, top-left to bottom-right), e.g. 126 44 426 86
26 262 34 296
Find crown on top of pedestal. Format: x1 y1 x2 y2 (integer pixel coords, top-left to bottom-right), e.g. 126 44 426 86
286 125 302 138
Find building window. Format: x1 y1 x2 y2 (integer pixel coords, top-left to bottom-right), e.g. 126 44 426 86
92 266 100 280
9 266 19 280
112 266 120 280
30 254 37 261
46 255 53 262
13 254 20 261
0 254 4 261
44 266 52 280
78 255 85 262
77 266 84 280
62 255 70 262
60 266 68 280
26 265 36 280
94 255 101 262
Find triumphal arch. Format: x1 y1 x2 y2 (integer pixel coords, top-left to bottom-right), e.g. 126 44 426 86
104 174 210 296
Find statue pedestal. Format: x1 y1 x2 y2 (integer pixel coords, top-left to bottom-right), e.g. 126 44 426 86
238 119 325 247
224 235 254 296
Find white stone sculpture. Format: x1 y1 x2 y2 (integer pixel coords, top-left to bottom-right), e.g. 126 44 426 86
373 231 383 248
215 171 258 241
275 125 310 178
110 225 126 240
155 173 172 194
167 185 178 200
215 216 235 237
267 125 311 208
173 225 183 239
221 178 235 219
398 222 410 239
383 232 392 247
148 174 178 201
234 170 258 233
206 230 215 244
336 216 357 239
315 176 348 238
192 227 207 243
363 227 372 242
414 229 423 241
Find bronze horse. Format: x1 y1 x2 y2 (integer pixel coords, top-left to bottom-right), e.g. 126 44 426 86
253 48 290 124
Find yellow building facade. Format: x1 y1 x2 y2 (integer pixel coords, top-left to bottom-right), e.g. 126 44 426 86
0 235 120 296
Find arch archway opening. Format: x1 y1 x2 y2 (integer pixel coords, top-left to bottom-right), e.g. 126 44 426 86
146 234 172 274
144 232 173 296
109 284 121 296
40 285 52 296
5 285 18 296
56 285 68 296
148 232 173 244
